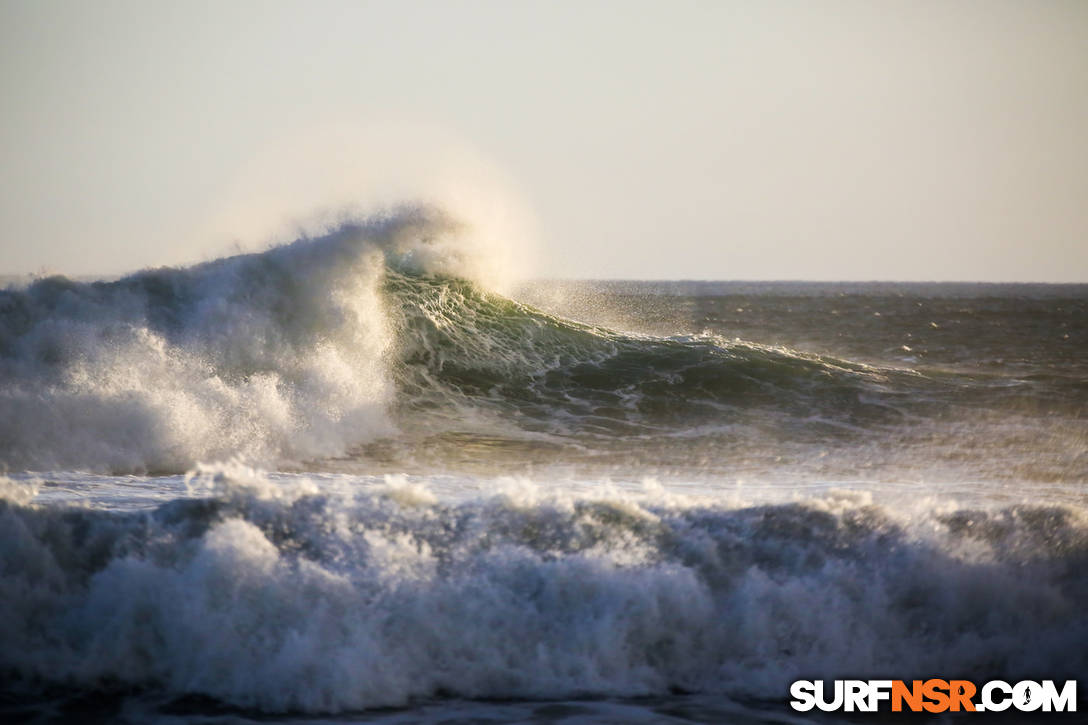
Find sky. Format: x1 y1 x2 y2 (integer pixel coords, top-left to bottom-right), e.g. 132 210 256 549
2 0 1086 282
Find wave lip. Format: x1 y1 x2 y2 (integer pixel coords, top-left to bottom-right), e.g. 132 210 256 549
2 468 1085 712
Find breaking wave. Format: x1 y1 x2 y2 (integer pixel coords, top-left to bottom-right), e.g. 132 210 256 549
0 207 477 472
1 467 1085 712
0 206 967 474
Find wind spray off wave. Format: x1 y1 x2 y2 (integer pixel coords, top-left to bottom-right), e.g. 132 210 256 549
0 207 476 472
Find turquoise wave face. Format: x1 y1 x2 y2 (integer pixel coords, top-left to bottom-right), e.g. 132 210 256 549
389 272 911 423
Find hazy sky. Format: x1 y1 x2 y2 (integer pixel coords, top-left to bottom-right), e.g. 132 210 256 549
2 0 1086 281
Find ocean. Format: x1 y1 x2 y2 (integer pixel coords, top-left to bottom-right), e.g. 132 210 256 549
2 208 1085 723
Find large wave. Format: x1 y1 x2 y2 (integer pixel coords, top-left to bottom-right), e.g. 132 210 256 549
1 467 1085 712
1 207 958 474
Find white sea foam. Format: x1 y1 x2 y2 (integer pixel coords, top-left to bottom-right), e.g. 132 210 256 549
0 207 495 473
2 466 1085 713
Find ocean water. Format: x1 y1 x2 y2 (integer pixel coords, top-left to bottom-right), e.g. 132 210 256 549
1 208 1086 723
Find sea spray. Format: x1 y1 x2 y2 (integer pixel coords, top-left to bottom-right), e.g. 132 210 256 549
0 207 477 472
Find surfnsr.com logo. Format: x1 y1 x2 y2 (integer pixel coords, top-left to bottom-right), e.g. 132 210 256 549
790 679 1076 713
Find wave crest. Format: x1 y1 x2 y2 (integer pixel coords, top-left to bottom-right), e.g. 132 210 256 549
0 207 476 472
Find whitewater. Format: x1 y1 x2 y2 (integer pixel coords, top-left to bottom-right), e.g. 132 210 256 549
1 207 1086 723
